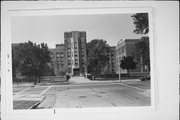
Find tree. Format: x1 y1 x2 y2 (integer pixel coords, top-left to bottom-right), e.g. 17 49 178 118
87 39 110 74
12 44 21 78
135 37 150 72
120 56 137 76
131 13 149 34
12 41 51 85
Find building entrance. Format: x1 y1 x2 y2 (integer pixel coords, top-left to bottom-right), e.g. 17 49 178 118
73 68 80 76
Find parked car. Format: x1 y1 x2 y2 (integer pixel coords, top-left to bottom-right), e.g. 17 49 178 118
140 74 150 81
87 74 95 80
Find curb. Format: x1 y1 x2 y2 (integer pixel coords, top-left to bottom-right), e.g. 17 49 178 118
118 82 145 92
28 96 45 109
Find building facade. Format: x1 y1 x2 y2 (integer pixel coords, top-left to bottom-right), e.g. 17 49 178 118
109 46 116 74
100 46 116 74
49 44 66 76
64 31 87 76
115 39 142 74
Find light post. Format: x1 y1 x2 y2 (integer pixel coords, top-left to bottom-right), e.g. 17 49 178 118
119 65 121 83
118 56 121 83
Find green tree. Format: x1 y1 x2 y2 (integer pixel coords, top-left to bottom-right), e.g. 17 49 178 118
12 41 51 85
87 39 110 74
131 13 149 34
120 56 137 76
12 44 21 78
135 37 150 72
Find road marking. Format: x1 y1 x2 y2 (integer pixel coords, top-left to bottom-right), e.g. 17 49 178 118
40 85 54 95
15 87 31 95
118 83 145 92
140 82 150 86
125 82 150 86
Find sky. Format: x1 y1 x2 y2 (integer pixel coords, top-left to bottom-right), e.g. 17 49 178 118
12 14 144 48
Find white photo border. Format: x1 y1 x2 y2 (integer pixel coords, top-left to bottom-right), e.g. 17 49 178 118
1 2 167 120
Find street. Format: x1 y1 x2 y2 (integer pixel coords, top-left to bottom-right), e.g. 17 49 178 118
13 77 150 109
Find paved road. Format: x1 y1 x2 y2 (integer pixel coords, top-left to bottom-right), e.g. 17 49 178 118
13 77 151 109
36 83 150 109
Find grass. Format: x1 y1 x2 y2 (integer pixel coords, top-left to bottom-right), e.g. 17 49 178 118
13 100 39 110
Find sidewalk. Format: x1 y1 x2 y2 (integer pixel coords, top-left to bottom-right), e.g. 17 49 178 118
69 76 94 84
69 76 141 84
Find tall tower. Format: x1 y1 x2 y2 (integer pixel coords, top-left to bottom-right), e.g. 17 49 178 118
64 31 87 76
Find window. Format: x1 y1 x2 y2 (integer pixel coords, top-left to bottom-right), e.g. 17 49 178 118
68 44 71 47
60 52 64 57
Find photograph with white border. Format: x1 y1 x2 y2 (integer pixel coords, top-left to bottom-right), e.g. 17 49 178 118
1 1 179 120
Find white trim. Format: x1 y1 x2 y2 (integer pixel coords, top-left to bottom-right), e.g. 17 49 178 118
14 87 31 95
40 85 54 95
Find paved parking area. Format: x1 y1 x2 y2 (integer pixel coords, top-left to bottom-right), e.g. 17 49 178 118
13 78 151 109
39 83 150 108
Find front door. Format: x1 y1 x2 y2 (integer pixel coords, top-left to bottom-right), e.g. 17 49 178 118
73 68 80 76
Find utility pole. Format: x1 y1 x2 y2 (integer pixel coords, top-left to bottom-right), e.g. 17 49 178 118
118 56 121 83
119 66 121 82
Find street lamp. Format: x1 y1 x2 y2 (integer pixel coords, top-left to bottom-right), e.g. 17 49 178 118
119 66 121 82
118 56 121 83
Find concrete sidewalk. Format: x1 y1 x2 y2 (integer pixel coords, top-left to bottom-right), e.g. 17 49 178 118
69 76 93 84
69 76 141 84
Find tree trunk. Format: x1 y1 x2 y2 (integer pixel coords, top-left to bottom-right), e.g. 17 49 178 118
38 76 41 83
96 62 98 74
140 56 143 73
34 76 37 85
38 72 41 83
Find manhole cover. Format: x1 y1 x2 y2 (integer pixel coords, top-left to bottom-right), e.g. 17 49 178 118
78 96 87 98
99 92 106 94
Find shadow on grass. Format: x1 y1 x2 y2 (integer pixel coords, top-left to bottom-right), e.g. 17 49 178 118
13 100 39 110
